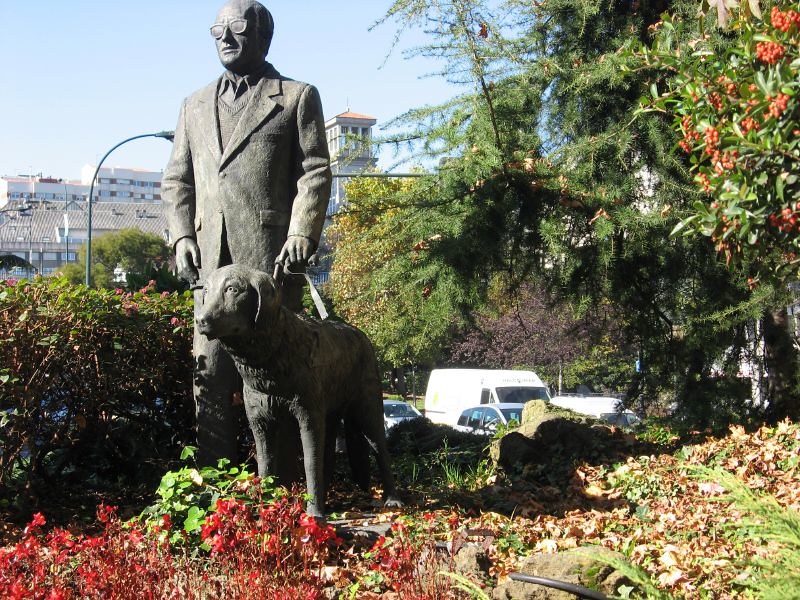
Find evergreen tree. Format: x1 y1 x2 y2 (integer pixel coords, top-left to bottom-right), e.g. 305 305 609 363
329 0 795 423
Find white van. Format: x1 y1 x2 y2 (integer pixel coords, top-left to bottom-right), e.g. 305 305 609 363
424 369 550 426
550 395 639 427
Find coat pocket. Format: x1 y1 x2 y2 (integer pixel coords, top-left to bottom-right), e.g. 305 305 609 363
260 209 290 228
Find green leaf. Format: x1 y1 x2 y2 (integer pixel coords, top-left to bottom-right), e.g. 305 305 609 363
671 219 691 237
755 71 770 96
180 446 197 460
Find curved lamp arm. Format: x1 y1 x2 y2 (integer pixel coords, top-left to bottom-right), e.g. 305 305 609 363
85 131 174 286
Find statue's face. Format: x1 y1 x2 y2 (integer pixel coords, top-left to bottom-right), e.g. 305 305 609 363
213 2 266 75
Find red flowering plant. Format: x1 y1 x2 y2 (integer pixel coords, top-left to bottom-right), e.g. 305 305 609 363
638 2 800 283
359 512 465 598
1 494 342 598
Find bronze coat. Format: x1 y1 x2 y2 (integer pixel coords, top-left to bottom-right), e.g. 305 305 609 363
162 64 332 277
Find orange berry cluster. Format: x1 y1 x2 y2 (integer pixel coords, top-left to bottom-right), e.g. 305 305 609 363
756 41 786 64
768 204 800 233
679 115 701 153
708 92 724 111
704 126 720 154
697 172 712 193
740 117 760 133
711 150 736 175
767 93 790 119
771 5 800 32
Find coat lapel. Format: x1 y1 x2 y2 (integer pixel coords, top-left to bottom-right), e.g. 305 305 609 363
194 79 223 162
219 77 282 170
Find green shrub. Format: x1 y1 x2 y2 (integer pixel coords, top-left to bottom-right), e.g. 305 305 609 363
0 276 194 502
137 447 280 549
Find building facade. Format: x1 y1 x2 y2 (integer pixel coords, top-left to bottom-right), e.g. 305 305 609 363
314 111 378 284
0 167 166 277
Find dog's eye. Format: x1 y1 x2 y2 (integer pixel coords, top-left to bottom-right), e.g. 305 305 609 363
226 286 239 294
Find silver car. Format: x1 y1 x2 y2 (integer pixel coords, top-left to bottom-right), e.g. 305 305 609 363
383 400 423 431
455 403 525 435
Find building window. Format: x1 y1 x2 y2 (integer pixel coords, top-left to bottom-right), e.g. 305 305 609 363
99 190 111 197
66 252 77 261
117 179 130 185
44 252 58 261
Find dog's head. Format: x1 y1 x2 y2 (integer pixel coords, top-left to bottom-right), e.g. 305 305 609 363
196 264 281 339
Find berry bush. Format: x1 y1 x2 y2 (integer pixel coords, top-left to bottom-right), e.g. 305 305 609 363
641 2 800 282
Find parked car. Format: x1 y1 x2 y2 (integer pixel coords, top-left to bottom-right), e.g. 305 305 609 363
424 369 550 427
454 403 526 436
383 400 423 431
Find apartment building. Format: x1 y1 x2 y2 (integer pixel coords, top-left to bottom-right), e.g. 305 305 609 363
0 167 166 277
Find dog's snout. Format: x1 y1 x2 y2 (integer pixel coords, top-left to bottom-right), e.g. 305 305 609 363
196 312 215 337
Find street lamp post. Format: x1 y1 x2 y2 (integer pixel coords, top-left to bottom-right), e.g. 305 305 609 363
84 131 174 286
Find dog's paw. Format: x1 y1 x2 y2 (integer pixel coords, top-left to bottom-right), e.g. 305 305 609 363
383 496 403 509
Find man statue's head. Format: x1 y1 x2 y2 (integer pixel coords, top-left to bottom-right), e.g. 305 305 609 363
211 0 274 75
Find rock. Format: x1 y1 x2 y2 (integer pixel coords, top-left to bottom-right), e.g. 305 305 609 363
453 544 492 583
492 548 628 600
490 432 536 470
491 400 621 474
521 400 550 426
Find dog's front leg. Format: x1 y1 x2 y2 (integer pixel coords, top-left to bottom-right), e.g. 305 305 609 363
243 390 277 479
297 408 326 521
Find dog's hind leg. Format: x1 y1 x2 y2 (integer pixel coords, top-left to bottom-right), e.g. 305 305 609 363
351 398 402 508
343 417 371 492
323 412 341 492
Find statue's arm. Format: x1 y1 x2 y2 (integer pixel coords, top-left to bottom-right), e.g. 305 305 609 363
163 99 197 247
163 100 201 282
287 84 332 247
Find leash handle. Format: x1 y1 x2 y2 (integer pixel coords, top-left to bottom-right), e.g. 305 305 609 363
279 265 329 321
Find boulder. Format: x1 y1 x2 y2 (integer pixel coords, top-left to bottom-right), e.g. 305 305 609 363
492 548 628 600
490 401 620 473
490 431 536 470
453 544 492 583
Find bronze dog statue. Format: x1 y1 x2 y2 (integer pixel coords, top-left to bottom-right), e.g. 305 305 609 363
196 264 401 518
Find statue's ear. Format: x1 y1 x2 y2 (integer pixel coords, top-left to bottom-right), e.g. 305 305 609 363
250 269 280 327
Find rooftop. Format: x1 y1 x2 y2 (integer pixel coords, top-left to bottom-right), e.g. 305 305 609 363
335 111 376 120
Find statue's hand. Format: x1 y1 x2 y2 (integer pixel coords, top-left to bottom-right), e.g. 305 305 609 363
175 237 201 284
275 236 317 275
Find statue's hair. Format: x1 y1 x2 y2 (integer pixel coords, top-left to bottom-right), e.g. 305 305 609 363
249 1 274 52
223 0 274 53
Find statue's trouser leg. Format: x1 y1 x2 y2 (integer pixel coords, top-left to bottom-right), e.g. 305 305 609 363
193 288 241 465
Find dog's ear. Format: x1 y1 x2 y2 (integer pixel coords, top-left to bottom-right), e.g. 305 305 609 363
249 269 281 327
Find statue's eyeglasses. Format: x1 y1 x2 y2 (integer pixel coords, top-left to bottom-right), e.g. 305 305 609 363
210 19 248 39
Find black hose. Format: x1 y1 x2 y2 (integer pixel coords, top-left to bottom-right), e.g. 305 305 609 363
508 573 609 600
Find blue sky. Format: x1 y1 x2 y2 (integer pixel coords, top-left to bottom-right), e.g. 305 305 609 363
0 1 457 179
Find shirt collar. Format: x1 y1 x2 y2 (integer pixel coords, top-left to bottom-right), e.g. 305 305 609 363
222 61 270 92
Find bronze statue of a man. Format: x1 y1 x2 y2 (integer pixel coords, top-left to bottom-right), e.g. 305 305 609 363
163 0 331 465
